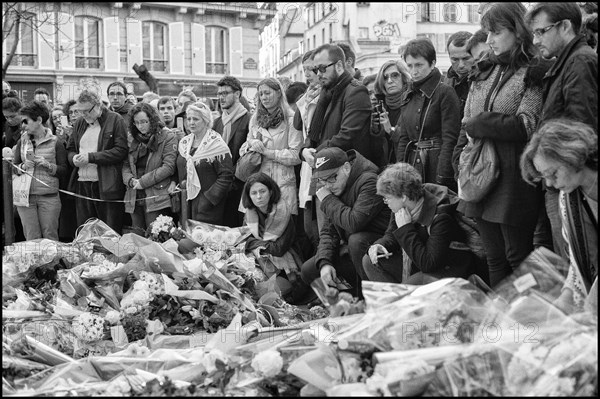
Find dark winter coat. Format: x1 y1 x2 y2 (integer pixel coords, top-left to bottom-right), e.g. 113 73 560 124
452 56 550 227
175 151 234 225
374 183 476 278
396 68 461 187
541 34 598 132
300 75 374 164
122 128 178 213
66 107 128 200
444 65 471 121
316 150 391 270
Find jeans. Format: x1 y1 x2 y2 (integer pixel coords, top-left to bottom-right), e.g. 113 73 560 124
300 231 381 298
17 193 61 241
362 251 405 283
131 203 171 231
76 181 125 235
476 218 535 288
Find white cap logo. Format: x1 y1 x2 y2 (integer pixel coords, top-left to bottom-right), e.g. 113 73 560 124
315 157 330 169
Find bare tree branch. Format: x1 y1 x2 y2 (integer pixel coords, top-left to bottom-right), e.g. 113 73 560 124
3 13 20 77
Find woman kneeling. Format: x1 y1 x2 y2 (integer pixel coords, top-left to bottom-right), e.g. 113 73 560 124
363 162 479 285
242 172 309 303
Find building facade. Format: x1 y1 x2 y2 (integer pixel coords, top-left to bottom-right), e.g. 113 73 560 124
3 2 277 106
258 2 305 80
275 2 482 81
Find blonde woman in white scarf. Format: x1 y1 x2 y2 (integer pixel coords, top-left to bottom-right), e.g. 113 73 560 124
176 101 234 225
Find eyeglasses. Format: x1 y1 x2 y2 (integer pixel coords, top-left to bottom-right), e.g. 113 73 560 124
108 91 125 97
311 61 337 74
317 173 338 184
52 115 63 121
536 165 563 182
80 104 98 116
383 71 401 81
532 21 562 38
216 90 234 98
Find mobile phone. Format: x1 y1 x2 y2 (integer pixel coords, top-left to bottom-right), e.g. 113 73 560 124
377 101 385 114
60 115 69 127
26 148 34 160
176 117 184 130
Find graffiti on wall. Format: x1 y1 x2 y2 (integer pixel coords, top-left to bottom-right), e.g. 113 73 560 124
373 20 401 39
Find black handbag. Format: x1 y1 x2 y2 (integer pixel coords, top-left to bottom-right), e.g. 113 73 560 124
235 150 262 182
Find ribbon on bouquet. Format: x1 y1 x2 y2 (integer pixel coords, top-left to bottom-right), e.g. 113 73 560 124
10 161 182 204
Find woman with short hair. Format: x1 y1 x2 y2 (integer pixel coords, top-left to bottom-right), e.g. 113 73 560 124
123 102 178 230
12 100 68 240
521 119 598 312
396 37 462 190
362 162 480 284
176 101 234 225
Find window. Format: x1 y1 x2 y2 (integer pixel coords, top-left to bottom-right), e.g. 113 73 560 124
74 16 103 69
307 37 311 50
322 28 325 45
359 27 369 39
142 21 167 72
419 3 437 22
206 26 229 74
443 4 458 23
417 33 445 53
329 23 333 42
5 12 36 67
467 5 480 24
313 34 316 48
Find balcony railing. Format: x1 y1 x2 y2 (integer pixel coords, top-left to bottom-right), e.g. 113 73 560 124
76 56 103 69
8 53 37 67
206 62 228 75
143 59 168 72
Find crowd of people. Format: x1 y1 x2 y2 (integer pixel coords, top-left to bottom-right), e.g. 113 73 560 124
2 2 597 311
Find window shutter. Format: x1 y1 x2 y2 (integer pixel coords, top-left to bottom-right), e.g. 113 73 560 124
103 17 120 72
169 21 185 74
126 18 143 73
38 13 56 70
191 23 206 75
229 26 243 77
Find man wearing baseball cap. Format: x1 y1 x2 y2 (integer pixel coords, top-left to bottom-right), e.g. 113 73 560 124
300 147 390 298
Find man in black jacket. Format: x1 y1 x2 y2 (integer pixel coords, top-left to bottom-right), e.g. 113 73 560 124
300 43 374 234
444 31 475 120
300 147 390 298
212 76 250 228
67 89 128 234
107 81 134 128
526 3 598 264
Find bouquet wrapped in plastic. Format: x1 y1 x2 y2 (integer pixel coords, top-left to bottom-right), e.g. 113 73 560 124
336 278 495 352
3 239 60 287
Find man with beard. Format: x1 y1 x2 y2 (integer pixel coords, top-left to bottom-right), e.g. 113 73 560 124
525 3 598 265
212 76 250 227
444 31 475 119
300 43 373 234
107 82 134 128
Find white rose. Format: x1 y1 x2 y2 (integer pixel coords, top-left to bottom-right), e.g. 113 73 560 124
251 350 283 378
191 229 207 244
209 230 224 247
125 306 138 315
105 310 121 325
223 231 239 246
184 258 206 275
